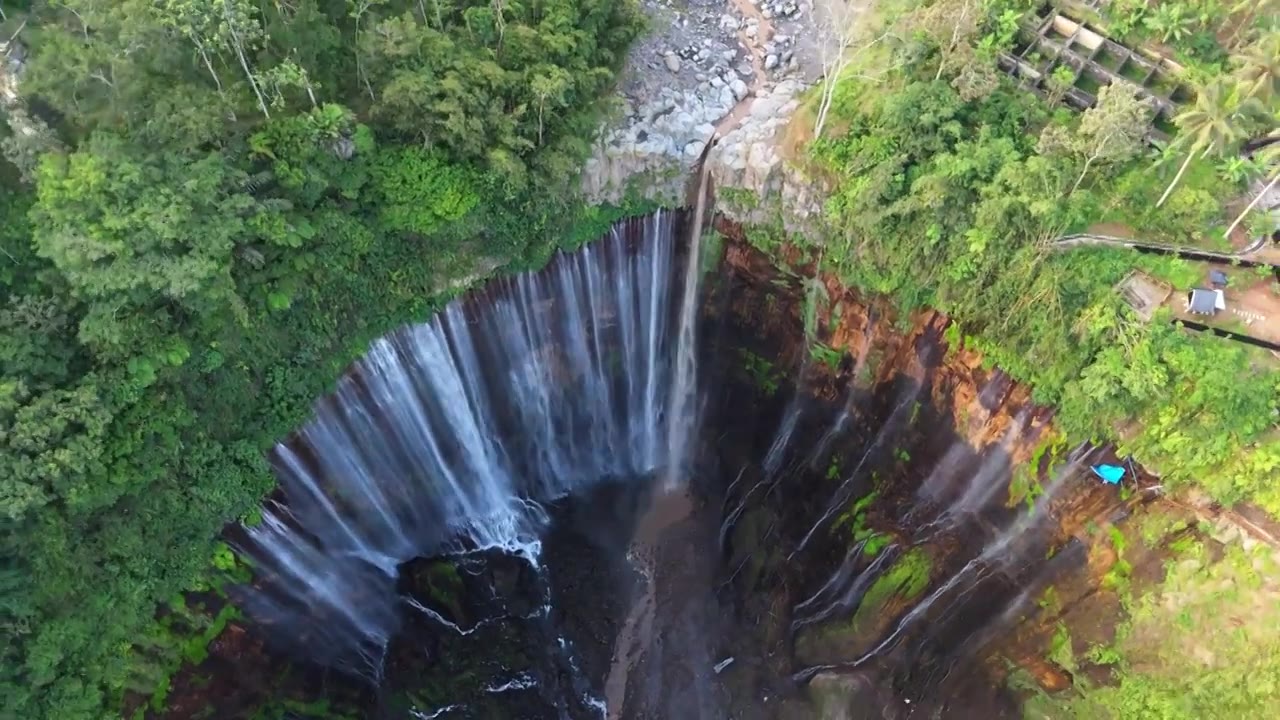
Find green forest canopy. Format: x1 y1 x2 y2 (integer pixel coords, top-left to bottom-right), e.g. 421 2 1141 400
795 5 1279 712
1 1 642 718
801 0 1279 563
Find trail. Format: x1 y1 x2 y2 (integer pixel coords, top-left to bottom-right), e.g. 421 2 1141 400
714 0 775 137
1053 232 1276 265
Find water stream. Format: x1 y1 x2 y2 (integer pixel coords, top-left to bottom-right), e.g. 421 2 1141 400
231 208 1100 719
237 210 706 679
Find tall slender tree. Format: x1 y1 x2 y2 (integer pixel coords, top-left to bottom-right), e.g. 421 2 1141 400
1225 129 1280 238
219 0 271 118
1231 31 1280 104
1224 0 1278 51
813 0 885 140
1156 79 1262 207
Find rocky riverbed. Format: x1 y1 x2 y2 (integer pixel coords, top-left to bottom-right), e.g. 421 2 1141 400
582 0 831 206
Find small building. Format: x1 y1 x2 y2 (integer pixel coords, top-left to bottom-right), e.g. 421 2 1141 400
1186 287 1225 315
1209 269 1229 288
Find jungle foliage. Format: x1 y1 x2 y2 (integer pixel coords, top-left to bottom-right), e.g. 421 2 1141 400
0 1 643 718
1022 519 1280 720
800 3 1277 716
805 0 1279 520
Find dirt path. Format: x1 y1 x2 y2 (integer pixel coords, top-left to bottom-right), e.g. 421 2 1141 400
715 0 775 138
1056 231 1275 262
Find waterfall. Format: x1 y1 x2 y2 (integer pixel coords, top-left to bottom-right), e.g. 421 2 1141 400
230 198 1096 715
949 408 1032 518
791 444 1094 684
663 165 712 488
790 386 923 560
792 543 900 632
237 211 705 675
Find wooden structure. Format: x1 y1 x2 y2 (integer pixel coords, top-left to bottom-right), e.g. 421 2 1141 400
1115 271 1172 322
997 6 1195 141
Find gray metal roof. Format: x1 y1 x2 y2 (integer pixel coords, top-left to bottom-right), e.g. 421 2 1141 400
1187 288 1219 314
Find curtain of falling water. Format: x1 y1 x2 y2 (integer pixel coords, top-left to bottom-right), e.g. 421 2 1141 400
663 163 711 488
236 211 702 675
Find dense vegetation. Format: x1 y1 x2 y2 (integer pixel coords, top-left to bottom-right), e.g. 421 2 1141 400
1019 508 1280 719
0 2 643 718
802 0 1279 515
789 1 1277 717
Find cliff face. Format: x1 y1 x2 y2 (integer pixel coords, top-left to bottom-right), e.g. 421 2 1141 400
714 221 1049 454
141 207 1277 719
576 0 1280 704
700 228 1067 716
707 224 1280 719
584 72 828 234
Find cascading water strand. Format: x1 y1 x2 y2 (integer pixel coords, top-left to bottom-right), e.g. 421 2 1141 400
664 163 713 489
236 211 707 678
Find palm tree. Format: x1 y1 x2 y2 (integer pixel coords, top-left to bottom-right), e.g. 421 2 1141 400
1144 3 1194 44
1225 0 1278 52
1156 80 1262 207
1224 129 1280 238
1232 31 1280 104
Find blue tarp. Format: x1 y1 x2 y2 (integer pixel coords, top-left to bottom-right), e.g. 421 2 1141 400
1091 464 1125 485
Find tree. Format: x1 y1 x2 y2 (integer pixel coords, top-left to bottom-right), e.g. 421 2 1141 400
30 134 266 353
1224 129 1280 238
813 0 865 140
951 59 1000 101
1045 65 1077 107
1223 168 1280 238
529 66 570 146
1156 79 1262 207
0 376 112 522
909 0 982 83
257 58 320 109
20 1 234 148
1 107 64 183
1038 82 1152 194
1224 0 1278 52
1231 31 1280 104
348 0 386 102
371 145 480 237
154 0 230 99
2 3 652 719
1143 3 1194 44
219 0 271 118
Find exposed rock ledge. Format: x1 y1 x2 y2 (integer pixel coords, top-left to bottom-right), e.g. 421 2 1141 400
583 0 835 231
705 78 828 230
